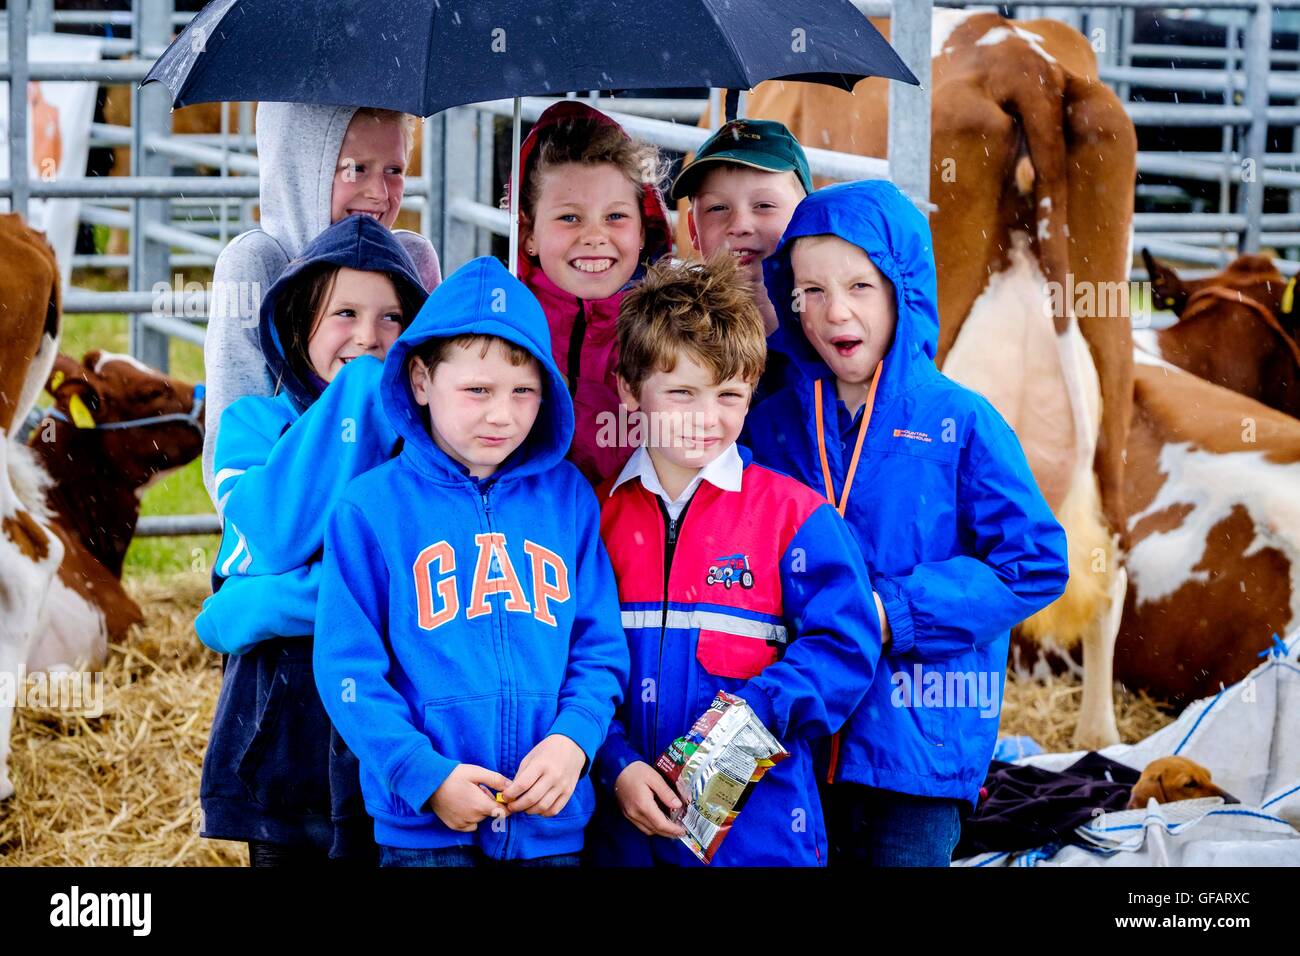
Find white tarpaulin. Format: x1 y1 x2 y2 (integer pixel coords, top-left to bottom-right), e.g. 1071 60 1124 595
0 31 103 290
959 630 1300 866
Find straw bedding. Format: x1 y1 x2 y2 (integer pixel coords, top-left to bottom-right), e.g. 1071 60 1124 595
0 572 1171 866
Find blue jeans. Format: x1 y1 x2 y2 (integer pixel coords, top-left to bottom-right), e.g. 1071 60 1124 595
829 783 964 867
379 845 581 868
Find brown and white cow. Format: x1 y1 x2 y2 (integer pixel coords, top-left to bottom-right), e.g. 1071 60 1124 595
698 11 1138 746
1 207 206 798
25 350 206 667
1137 249 1300 419
1014 354 1300 709
2 347 204 799
0 213 63 800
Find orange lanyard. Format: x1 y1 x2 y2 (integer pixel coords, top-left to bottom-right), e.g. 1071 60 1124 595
816 362 882 789
813 362 882 516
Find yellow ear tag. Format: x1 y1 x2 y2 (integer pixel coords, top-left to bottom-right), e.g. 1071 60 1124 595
1282 276 1296 316
50 370 65 392
68 393 97 429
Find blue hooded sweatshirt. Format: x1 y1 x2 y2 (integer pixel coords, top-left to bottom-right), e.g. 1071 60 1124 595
312 256 630 858
747 180 1069 805
195 214 426 655
196 214 428 854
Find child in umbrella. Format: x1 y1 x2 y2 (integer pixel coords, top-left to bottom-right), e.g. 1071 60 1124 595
202 103 442 509
312 256 629 866
511 101 673 485
196 214 429 866
746 180 1070 866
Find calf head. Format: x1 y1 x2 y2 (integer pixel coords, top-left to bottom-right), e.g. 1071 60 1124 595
41 351 205 488
1144 248 1294 331
1141 250 1300 417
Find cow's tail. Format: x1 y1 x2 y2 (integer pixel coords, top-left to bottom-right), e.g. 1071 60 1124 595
996 49 1105 559
992 56 1074 314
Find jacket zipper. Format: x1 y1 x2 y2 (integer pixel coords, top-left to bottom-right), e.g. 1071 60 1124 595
652 496 693 757
480 485 513 860
566 300 586 399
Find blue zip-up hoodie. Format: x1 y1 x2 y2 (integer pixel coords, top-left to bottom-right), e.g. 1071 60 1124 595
196 214 428 854
195 214 425 654
747 180 1069 805
313 256 630 858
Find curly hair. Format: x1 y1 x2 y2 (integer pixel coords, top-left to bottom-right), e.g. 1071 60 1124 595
617 252 766 396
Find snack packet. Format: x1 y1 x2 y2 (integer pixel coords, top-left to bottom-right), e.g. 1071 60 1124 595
654 690 789 864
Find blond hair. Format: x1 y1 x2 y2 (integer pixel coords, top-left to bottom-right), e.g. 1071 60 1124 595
352 107 419 159
617 253 766 396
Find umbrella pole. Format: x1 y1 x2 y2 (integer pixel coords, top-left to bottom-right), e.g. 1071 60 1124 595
509 96 522 275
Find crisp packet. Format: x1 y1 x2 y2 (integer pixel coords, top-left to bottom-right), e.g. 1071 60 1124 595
654 690 790 864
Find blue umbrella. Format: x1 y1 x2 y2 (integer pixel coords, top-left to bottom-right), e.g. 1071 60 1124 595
144 0 918 270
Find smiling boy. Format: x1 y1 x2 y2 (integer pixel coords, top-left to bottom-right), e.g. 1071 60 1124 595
673 119 812 401
587 254 881 867
313 256 629 866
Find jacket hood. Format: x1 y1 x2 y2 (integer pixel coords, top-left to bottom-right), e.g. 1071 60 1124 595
763 179 939 400
255 101 358 258
259 213 428 412
511 100 672 288
381 256 575 485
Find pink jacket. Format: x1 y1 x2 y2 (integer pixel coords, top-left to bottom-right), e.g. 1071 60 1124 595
513 101 673 484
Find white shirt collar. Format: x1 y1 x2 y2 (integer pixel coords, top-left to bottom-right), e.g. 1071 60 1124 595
611 443 744 513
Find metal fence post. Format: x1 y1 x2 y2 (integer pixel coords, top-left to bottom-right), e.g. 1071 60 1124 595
130 0 173 371
1238 0 1272 252
888 0 932 208
30 0 53 35
476 109 495 258
420 111 441 246
8 0 30 221
442 106 482 272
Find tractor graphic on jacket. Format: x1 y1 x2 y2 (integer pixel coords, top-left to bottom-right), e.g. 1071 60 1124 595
706 554 754 589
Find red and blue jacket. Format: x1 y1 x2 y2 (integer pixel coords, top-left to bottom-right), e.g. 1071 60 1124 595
589 446 881 866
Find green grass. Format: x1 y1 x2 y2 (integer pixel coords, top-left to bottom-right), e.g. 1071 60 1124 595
51 308 217 580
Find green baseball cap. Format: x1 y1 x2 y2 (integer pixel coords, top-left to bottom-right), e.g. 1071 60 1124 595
670 119 814 203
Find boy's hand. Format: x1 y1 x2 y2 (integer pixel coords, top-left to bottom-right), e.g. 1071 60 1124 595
873 590 892 648
501 734 586 817
614 761 687 839
426 764 512 832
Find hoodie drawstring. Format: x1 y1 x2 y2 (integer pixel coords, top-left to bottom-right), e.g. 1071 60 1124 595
813 361 882 786
813 362 881 516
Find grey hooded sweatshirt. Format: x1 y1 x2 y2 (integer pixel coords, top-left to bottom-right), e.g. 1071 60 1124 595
201 101 441 505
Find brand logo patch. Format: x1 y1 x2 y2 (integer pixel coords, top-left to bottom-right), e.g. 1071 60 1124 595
893 428 932 443
706 553 755 590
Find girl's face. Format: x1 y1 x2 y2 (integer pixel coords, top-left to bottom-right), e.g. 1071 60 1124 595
307 268 406 382
331 114 407 229
523 161 646 300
